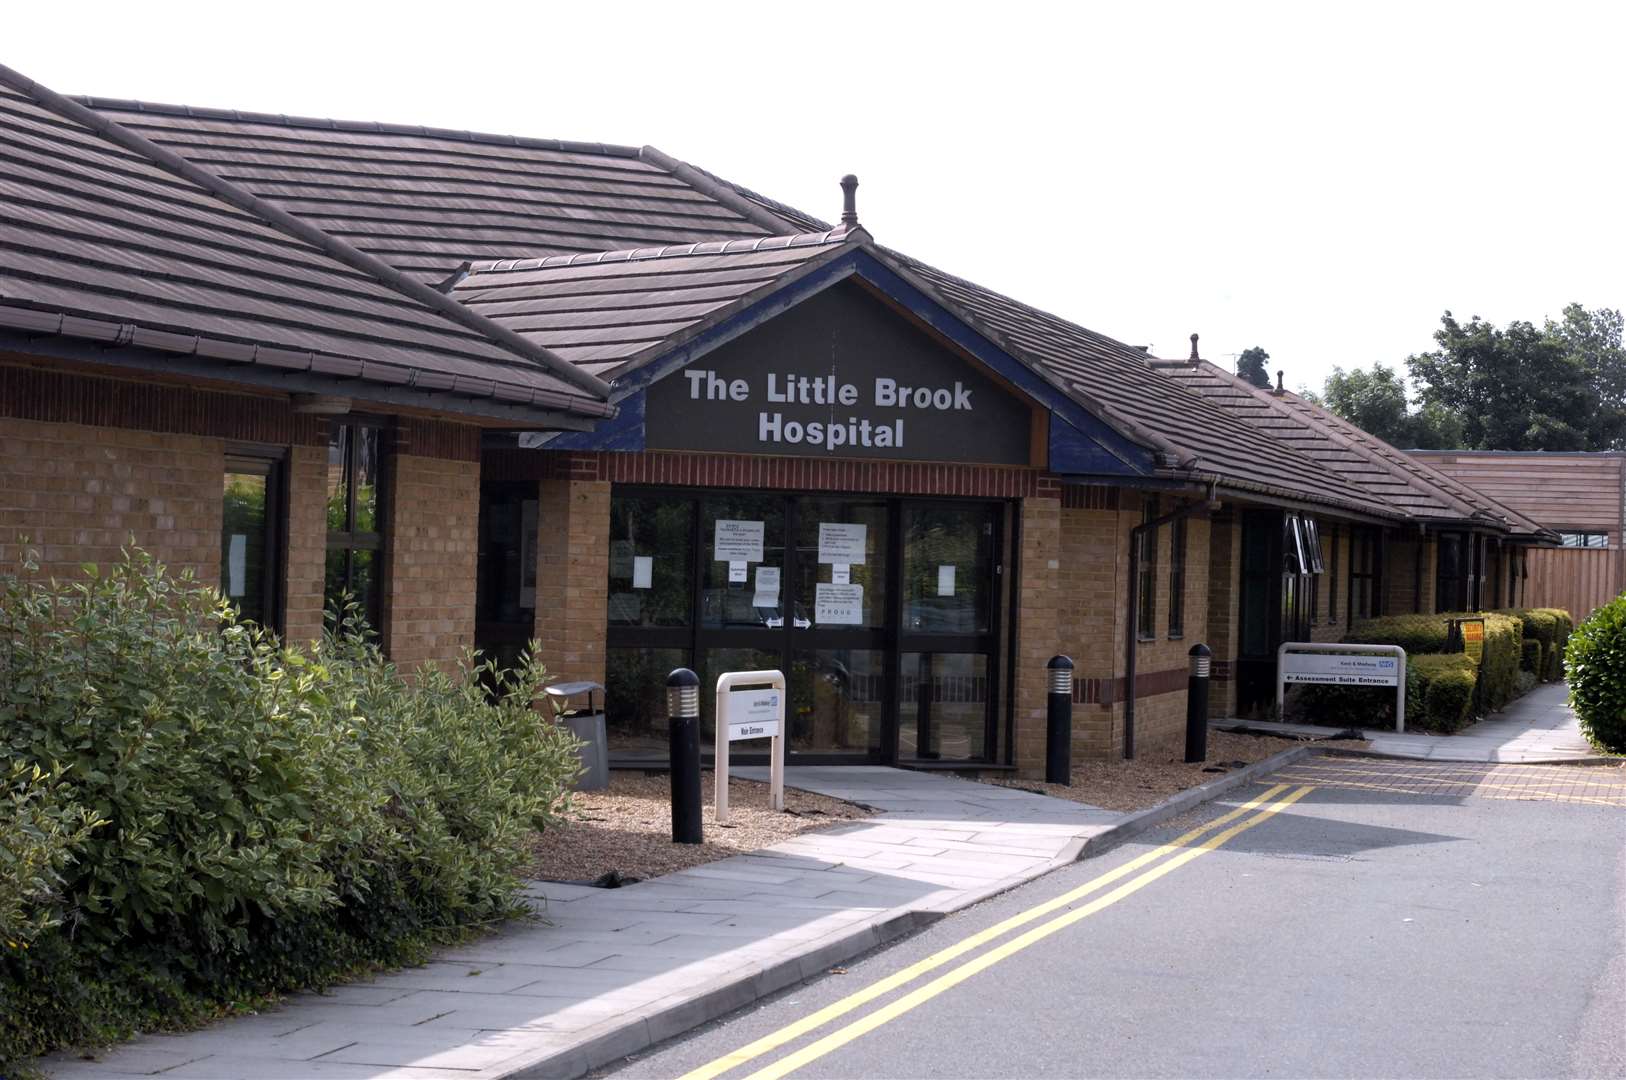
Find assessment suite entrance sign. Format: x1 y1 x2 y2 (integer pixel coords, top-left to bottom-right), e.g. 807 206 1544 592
643 283 1034 464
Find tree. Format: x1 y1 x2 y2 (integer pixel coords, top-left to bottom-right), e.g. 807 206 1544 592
1319 363 1465 449
1407 311 1595 451
1546 304 1626 449
1237 346 1272 389
1322 363 1413 445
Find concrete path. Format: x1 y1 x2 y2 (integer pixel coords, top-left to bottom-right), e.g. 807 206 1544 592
1217 680 1607 762
42 768 1120 1080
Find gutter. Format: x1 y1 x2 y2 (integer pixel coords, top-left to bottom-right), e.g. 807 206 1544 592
2 62 613 406
1123 487 1220 759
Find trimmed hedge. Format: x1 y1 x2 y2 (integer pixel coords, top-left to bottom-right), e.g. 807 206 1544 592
1565 593 1626 753
1440 611 1522 712
1410 654 1478 733
1496 607 1576 683
0 550 581 1069
1519 638 1542 675
1345 614 1451 656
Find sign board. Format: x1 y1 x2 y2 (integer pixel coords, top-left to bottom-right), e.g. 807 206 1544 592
725 689 782 741
1460 619 1485 663
714 669 787 825
643 282 1033 464
1281 652 1400 687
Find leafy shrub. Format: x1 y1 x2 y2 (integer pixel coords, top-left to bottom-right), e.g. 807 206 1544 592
1441 612 1522 712
1565 593 1626 753
1519 638 1542 675
1 764 105 951
1345 615 1451 656
1515 669 1540 697
1410 654 1477 733
0 550 580 1068
1497 607 1575 683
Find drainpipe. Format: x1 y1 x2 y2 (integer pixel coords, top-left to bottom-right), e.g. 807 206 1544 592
1124 491 1220 759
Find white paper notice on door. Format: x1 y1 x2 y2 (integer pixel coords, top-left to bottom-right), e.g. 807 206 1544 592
227 534 246 597
632 555 653 590
937 564 956 596
729 560 748 583
714 520 765 563
817 522 867 564
753 566 781 608
831 563 850 585
815 582 863 625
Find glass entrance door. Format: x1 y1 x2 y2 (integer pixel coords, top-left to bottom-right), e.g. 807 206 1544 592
897 503 1001 762
604 488 1007 767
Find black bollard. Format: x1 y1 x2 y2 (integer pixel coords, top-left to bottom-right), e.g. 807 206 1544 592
1046 655 1074 785
667 668 703 844
1185 644 1212 763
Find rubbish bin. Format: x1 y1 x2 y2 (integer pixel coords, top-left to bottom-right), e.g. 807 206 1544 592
544 681 609 792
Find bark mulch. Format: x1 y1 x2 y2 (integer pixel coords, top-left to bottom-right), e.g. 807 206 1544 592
525 771 871 883
987 730 1369 812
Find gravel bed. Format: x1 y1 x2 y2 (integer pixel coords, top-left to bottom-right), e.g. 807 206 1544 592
988 731 1368 812
525 771 871 883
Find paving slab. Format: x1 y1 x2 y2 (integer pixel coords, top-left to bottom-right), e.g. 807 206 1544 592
42 764 1127 1080
1217 680 1612 763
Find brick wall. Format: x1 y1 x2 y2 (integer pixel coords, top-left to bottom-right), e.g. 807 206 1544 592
531 478 611 686
1012 482 1063 776
1385 532 1437 615
1205 510 1242 718
283 444 327 648
1 416 221 581
380 453 481 674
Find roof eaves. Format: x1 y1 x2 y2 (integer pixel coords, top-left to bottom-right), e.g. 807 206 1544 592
0 304 618 419
859 245 1185 469
4 69 611 405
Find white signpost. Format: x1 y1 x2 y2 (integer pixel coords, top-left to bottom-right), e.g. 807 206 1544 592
1277 642 1408 732
714 669 786 824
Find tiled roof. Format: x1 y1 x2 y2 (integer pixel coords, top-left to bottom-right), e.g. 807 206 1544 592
0 67 612 420
1162 360 1550 536
78 98 778 283
66 92 1530 527
450 229 858 378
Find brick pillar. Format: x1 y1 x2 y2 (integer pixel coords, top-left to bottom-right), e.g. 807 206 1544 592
1206 509 1240 718
1058 503 1122 762
532 478 610 686
282 443 327 649
1014 483 1063 777
380 454 480 673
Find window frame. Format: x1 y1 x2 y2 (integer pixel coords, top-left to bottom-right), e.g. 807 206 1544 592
1137 494 1158 641
1168 513 1186 640
222 446 288 635
324 416 389 632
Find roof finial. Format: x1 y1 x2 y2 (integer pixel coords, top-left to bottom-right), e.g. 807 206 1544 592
1188 332 1200 362
1275 369 1286 395
840 174 859 228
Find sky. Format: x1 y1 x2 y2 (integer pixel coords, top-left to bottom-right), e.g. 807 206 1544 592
10 1 1625 395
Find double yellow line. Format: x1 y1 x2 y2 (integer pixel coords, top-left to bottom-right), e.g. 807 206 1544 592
679 782 1314 1080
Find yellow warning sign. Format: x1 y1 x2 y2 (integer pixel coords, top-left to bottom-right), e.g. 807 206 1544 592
1462 619 1485 663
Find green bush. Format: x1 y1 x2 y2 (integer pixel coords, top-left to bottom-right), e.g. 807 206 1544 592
1410 654 1478 733
1345 614 1452 656
1519 637 1542 675
1565 593 1626 753
1497 607 1575 683
0 550 580 1068
1441 611 1522 712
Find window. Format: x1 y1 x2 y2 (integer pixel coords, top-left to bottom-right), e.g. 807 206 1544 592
1168 514 1186 638
1436 532 1470 612
1559 532 1610 548
1328 524 1339 623
325 419 386 631
1137 495 1158 640
221 453 284 632
1350 527 1381 620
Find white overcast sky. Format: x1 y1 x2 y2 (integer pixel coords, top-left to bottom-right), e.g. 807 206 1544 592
11 1 1624 393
